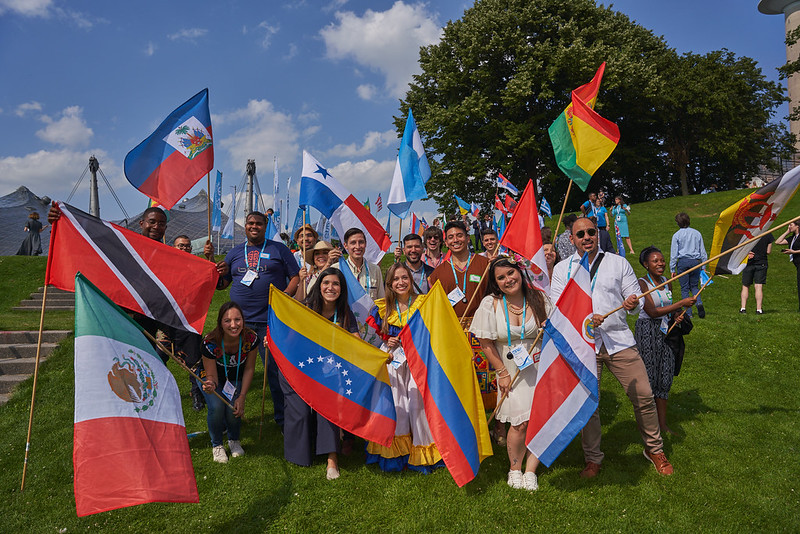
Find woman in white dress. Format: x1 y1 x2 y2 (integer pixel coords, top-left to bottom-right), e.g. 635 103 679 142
470 257 551 491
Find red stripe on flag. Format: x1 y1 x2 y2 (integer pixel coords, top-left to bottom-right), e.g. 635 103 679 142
571 95 620 143
526 355 581 439
268 338 396 447
74 417 197 516
138 146 214 209
342 195 392 251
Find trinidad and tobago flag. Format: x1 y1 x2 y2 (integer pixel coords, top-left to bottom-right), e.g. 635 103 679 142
46 202 217 334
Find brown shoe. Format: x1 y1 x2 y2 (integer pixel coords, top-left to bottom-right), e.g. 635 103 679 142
579 461 601 478
643 450 673 475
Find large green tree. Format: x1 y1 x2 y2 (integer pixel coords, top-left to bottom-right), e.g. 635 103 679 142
399 0 789 214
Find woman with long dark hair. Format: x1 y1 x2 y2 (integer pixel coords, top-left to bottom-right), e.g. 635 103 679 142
470 257 550 491
281 267 358 480
201 301 259 463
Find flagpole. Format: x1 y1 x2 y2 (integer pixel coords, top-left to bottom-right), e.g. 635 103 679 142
301 210 308 297
20 285 48 491
207 172 212 244
666 275 714 334
259 359 268 440
140 329 234 410
600 213 800 320
398 218 403 259
486 329 544 425
553 179 574 237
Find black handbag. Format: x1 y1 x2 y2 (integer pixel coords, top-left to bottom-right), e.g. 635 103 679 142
665 314 693 376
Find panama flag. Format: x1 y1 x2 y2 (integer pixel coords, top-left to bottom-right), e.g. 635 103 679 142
388 109 431 219
526 253 597 467
299 151 391 263
496 173 520 195
124 89 213 210
73 274 197 516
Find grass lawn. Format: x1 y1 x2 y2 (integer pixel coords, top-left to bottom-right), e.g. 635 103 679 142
1 189 798 532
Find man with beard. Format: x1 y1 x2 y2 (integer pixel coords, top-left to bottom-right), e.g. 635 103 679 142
394 233 434 294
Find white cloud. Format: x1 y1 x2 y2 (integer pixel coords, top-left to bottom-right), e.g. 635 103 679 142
168 28 208 41
15 101 42 117
0 0 52 17
36 106 93 148
356 84 377 101
284 43 299 60
53 7 105 29
329 158 395 193
0 148 117 198
320 1 442 99
215 99 303 175
326 129 396 158
322 0 348 12
144 41 156 56
257 21 279 49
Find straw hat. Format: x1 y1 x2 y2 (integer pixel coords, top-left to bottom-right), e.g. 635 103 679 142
304 240 334 267
294 224 318 242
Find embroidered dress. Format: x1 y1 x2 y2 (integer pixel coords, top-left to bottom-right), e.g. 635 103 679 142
633 275 675 399
365 298 443 473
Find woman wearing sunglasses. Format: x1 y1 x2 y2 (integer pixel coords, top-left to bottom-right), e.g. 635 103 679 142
470 257 551 491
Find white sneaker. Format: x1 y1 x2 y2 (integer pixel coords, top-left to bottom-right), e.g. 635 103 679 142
229 440 245 457
507 470 523 489
326 467 340 480
212 445 228 464
523 472 539 491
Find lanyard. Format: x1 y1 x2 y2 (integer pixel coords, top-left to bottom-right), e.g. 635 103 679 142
332 310 338 325
502 294 526 345
646 273 668 307
449 252 473 296
221 336 243 382
567 254 599 292
245 240 268 271
395 297 413 327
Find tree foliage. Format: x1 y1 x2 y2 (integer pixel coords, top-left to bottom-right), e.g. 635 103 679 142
398 0 790 214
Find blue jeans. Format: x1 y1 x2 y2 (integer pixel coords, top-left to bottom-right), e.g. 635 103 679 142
204 382 241 447
676 257 703 315
252 322 284 427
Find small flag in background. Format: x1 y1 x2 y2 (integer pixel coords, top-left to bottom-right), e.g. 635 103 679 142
221 190 235 240
363 198 371 213
388 108 431 219
614 222 626 259
124 89 213 209
504 194 518 215
73 273 197 516
699 268 713 286
376 193 383 213
455 195 472 217
495 194 507 214
540 197 552 218
211 170 223 232
496 173 520 195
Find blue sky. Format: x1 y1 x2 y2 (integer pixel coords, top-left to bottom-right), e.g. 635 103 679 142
0 0 789 229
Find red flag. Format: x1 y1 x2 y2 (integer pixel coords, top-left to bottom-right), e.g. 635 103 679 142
46 202 218 333
495 194 507 214
498 180 550 293
504 194 518 214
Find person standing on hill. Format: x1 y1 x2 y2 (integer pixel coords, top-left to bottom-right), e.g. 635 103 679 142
612 196 634 255
16 211 47 256
775 221 800 312
669 212 708 318
739 233 774 315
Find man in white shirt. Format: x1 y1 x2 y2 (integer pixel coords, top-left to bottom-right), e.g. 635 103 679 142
340 227 385 300
551 217 672 478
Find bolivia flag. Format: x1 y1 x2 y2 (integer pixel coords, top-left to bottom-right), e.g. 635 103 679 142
73 274 197 516
548 63 620 191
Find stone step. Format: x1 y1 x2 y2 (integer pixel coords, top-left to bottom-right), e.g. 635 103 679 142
0 343 59 359
26 293 75 302
0 331 72 344
36 286 74 295
11 305 75 311
0 374 28 394
0 357 46 376
17 299 75 308
0 393 10 406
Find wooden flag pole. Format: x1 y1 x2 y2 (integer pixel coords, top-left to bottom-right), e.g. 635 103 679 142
487 329 545 424
301 210 308 298
20 285 49 491
600 213 800 320
140 329 234 410
553 179 574 238
667 274 714 334
207 172 212 244
398 218 404 259
259 356 269 440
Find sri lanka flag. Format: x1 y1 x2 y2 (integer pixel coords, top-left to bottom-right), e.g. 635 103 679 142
526 253 597 466
266 287 396 447
398 282 493 487
548 63 620 192
124 89 213 210
299 151 391 264
73 274 197 516
496 173 520 195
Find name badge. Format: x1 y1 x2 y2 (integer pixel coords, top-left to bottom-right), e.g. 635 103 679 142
259 252 271 259
241 269 258 286
469 274 481 283
447 287 466 306
390 347 406 369
222 380 236 401
510 344 533 370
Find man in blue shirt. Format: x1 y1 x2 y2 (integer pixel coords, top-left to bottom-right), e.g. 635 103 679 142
217 211 300 431
669 212 708 318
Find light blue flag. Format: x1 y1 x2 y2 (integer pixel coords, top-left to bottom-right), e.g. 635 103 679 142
220 188 235 239
291 207 306 237
211 171 223 232
498 212 506 241
699 268 713 286
387 109 431 219
266 214 280 241
540 197 552 218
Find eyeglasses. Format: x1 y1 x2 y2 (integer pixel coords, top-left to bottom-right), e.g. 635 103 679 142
574 228 597 239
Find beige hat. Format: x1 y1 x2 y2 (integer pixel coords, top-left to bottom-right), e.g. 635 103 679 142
304 240 334 267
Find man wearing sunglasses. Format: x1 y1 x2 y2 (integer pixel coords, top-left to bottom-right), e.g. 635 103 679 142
551 217 673 478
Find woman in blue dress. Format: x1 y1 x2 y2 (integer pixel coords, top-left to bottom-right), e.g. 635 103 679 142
612 196 634 255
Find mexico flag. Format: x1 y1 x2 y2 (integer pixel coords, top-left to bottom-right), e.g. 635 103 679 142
73 273 197 517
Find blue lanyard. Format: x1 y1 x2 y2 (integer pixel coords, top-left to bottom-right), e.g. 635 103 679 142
221 336 243 382
567 254 599 292
395 297 413 327
245 240 268 272
449 252 473 296
502 294 526 345
332 310 338 325
646 273 668 307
